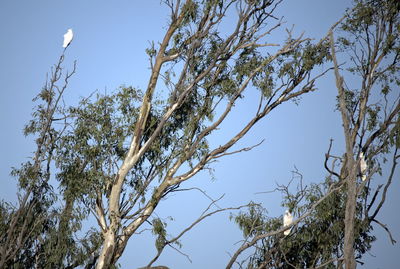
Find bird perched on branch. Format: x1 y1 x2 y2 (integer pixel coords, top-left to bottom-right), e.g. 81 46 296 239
63 29 73 48
283 209 293 236
359 151 368 181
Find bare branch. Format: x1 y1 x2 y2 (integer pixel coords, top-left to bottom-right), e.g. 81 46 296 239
371 219 397 245
147 200 252 267
368 147 399 221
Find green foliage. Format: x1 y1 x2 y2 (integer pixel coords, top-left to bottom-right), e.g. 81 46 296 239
6 0 396 268
277 40 330 80
336 0 399 153
233 203 268 237
335 88 358 113
365 105 380 131
56 87 142 201
146 42 157 58
152 218 167 251
181 0 199 26
233 2 399 266
0 57 102 268
234 179 375 268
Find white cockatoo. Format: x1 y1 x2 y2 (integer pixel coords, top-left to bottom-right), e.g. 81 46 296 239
63 29 73 48
283 209 293 236
359 151 368 181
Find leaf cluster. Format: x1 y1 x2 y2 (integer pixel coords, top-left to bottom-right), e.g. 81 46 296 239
234 178 375 269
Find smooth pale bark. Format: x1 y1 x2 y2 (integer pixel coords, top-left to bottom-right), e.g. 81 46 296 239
94 8 184 268
94 1 325 267
96 231 116 269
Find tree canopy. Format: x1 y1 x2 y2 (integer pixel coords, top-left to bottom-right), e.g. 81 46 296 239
0 0 399 268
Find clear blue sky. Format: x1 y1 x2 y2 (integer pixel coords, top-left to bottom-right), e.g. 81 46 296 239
0 1 398 268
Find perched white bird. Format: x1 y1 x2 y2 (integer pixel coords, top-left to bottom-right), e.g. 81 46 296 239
283 209 293 236
359 152 368 181
63 29 73 48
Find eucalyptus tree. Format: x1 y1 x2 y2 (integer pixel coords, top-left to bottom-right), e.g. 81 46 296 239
1 0 341 268
228 0 400 268
331 0 399 267
0 55 100 268
56 0 332 267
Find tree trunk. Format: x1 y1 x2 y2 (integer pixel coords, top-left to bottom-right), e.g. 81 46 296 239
343 162 357 269
96 230 117 269
330 30 358 269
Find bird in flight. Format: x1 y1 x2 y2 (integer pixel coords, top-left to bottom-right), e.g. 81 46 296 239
283 209 293 236
63 29 73 48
